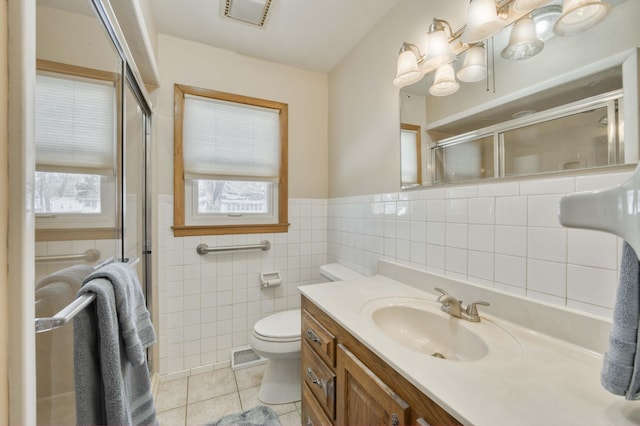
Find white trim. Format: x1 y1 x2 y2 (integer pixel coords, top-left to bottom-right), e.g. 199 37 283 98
185 178 278 226
35 174 116 229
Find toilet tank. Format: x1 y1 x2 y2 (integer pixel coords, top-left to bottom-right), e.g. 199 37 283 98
318 263 364 282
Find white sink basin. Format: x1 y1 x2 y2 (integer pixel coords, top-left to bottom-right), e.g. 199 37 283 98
362 297 522 363
372 305 489 361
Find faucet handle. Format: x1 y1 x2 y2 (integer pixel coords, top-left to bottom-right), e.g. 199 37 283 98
463 301 490 322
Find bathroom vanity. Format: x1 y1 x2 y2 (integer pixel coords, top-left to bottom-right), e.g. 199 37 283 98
301 296 460 425
299 261 640 425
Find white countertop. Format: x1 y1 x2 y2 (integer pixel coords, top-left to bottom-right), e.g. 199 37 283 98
299 274 640 425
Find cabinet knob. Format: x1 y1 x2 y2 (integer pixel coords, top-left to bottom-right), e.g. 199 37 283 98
306 328 322 345
306 416 314 426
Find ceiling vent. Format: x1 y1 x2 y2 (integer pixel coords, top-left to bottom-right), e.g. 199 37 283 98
223 0 272 27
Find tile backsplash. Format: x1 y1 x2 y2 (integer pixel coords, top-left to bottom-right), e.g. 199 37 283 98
157 169 630 376
327 171 632 319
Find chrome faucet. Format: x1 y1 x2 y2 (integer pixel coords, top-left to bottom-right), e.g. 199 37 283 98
435 288 490 322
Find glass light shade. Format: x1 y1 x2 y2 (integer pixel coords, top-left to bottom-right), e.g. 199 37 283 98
554 0 611 36
501 16 544 61
461 0 506 44
393 49 423 88
513 0 552 13
457 45 487 82
532 5 562 41
429 64 460 97
422 28 456 72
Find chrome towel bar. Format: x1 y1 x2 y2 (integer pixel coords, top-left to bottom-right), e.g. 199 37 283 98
197 240 271 255
35 293 96 333
34 257 140 333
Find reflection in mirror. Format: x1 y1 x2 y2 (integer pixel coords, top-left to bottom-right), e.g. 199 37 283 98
35 0 122 424
401 54 631 186
400 123 422 189
432 83 623 183
433 135 494 184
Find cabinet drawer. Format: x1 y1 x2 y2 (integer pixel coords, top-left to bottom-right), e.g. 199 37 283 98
302 309 336 366
302 341 336 420
302 383 333 426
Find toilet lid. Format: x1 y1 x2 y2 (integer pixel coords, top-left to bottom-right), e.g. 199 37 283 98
254 309 301 340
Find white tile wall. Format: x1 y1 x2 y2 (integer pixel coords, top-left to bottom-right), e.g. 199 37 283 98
157 196 327 376
328 171 634 319
155 169 633 376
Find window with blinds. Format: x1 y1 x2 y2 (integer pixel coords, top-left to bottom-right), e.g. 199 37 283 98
400 123 422 189
174 85 289 235
34 70 116 227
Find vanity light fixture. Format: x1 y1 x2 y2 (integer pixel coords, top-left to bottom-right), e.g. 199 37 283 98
422 19 457 73
501 16 544 61
512 0 552 13
532 5 563 41
430 64 460 96
457 44 488 82
223 0 272 27
393 43 424 88
461 0 507 44
553 0 611 36
393 0 612 94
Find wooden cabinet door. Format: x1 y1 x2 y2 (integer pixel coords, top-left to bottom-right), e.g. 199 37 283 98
336 344 410 426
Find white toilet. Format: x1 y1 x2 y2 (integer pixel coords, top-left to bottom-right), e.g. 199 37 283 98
249 263 364 404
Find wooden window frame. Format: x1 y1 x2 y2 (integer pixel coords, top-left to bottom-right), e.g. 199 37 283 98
173 84 289 237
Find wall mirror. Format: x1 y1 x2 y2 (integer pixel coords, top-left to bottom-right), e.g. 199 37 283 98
398 0 638 188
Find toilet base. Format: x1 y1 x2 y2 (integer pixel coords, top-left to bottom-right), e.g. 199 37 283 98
257 357 301 404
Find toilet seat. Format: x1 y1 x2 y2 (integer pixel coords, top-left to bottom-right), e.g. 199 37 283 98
253 309 301 342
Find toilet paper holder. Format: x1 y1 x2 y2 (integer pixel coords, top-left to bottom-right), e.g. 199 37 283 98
260 271 282 288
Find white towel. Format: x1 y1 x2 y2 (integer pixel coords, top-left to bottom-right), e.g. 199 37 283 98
73 262 157 425
601 241 640 400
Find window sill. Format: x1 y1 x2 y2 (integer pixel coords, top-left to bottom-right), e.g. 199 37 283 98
172 223 290 237
36 227 117 242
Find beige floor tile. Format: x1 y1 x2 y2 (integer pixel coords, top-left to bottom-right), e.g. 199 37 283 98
277 409 302 426
157 406 186 426
238 386 298 416
156 376 189 413
186 393 241 425
233 364 266 390
188 368 238 404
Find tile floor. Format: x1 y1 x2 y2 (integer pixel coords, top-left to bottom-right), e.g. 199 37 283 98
155 364 302 425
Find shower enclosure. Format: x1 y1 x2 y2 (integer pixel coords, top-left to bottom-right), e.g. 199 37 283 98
34 0 152 423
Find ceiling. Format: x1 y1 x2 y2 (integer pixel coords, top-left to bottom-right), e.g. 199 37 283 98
148 0 402 73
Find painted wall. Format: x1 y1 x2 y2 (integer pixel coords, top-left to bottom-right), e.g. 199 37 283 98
328 0 640 198
35 5 120 74
0 0 9 422
7 0 37 422
154 34 329 199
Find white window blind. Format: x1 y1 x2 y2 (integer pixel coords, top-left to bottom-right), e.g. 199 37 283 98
183 94 280 182
35 73 115 175
400 128 419 185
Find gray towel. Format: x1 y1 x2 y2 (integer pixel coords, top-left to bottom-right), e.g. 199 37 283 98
35 264 94 292
601 242 640 400
84 262 156 366
73 262 158 425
